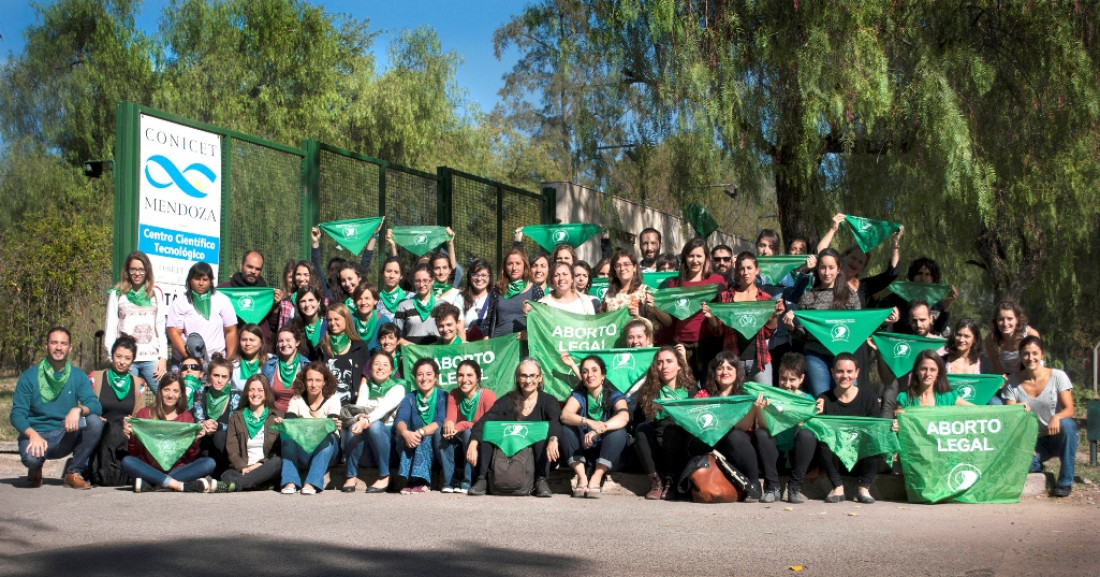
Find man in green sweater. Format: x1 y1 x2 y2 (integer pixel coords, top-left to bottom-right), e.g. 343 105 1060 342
10 327 103 489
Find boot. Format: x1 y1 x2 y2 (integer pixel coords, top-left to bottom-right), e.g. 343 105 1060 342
660 476 676 500
645 473 663 500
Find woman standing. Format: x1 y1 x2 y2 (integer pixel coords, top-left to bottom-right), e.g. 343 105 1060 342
105 251 166 393
530 253 551 292
634 346 697 500
342 350 405 493
167 262 238 362
648 238 726 378
483 248 544 339
232 324 273 393
90 336 144 486
394 265 441 345
535 263 596 315
816 213 904 308
376 256 408 321
983 301 1041 376
702 252 784 384
221 374 282 491
600 250 649 317
460 260 493 341
262 326 310 414
292 286 327 360
278 362 342 495
393 359 448 493
559 356 630 498
440 360 497 493
350 284 383 351
318 303 369 406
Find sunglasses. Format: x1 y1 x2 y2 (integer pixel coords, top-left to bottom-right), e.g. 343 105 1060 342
714 256 732 262
180 363 202 371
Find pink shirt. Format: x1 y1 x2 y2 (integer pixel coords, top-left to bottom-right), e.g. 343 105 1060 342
166 291 236 357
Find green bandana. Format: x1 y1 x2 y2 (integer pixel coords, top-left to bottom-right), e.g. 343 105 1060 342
239 357 260 381
431 280 452 298
707 300 776 339
128 418 203 470
303 318 323 346
402 335 523 396
946 374 1005 406
218 287 275 324
794 308 893 355
204 385 231 420
278 357 299 388
412 293 436 321
686 203 718 238
273 418 337 453
870 332 947 378
756 256 809 285
654 385 689 421
526 303 632 400
569 348 658 394
36 360 71 403
586 390 605 422
521 224 605 252
390 226 452 257
368 377 403 400
354 310 379 342
843 215 902 253
655 395 756 446
459 389 481 423
379 287 406 314
416 388 438 427
743 382 818 436
481 420 550 457
887 281 952 305
126 287 153 308
191 290 212 320
650 284 720 320
318 217 385 256
588 278 609 300
344 297 356 314
802 415 900 470
183 375 203 409
329 331 351 355
504 280 527 299
244 407 268 439
641 271 678 289
106 368 132 401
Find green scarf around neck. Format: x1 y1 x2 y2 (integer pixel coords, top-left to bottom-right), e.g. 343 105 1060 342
354 310 379 342
126 287 153 308
329 331 351 355
191 290 212 319
459 389 481 423
416 388 438 427
37 360 71 403
106 367 132 401
586 389 605 422
369 377 402 400
504 280 527 299
204 385 231 420
303 317 323 346
239 357 260 381
278 356 299 388
244 406 269 439
412 293 436 322
183 375 203 409
431 280 451 298
379 287 406 314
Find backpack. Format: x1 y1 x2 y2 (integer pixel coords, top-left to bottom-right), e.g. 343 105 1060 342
488 445 536 496
679 450 749 503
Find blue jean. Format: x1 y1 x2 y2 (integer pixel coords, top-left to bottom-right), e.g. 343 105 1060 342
121 455 215 486
560 425 629 469
343 421 392 478
440 428 473 489
397 429 436 484
19 417 104 475
130 360 159 393
281 434 338 490
803 349 835 397
1032 418 1078 488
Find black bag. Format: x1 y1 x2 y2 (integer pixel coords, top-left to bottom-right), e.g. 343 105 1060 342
90 419 132 487
488 446 535 496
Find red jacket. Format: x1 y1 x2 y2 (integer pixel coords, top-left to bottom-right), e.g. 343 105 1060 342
126 407 201 472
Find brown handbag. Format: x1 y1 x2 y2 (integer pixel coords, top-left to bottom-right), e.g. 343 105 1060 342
685 451 747 503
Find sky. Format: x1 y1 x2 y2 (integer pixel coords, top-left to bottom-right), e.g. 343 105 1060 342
0 0 523 113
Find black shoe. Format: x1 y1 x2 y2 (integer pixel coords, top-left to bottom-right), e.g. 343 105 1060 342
468 478 488 496
744 482 762 503
183 479 207 493
341 485 357 493
856 492 876 504
787 490 806 504
1051 485 1072 498
824 493 845 504
533 477 552 498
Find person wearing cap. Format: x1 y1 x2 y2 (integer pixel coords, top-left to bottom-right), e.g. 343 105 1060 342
167 262 238 365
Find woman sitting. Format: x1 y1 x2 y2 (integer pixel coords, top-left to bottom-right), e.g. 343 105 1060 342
221 374 282 491
392 358 448 494
440 360 497 493
342 350 405 493
693 352 765 502
895 350 972 408
634 346 697 500
262 326 310 414
193 354 241 476
816 354 881 504
89 336 144 486
277 362 342 495
559 356 630 498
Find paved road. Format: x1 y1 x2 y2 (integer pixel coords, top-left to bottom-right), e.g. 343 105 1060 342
0 468 1095 577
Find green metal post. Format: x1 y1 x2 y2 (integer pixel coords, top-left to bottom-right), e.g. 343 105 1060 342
300 139 321 260
113 101 141 280
437 167 453 229
219 136 233 282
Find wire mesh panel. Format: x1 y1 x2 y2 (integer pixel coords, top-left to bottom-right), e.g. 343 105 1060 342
384 165 439 281
315 146 383 286
450 173 499 270
501 186 545 261
226 137 303 285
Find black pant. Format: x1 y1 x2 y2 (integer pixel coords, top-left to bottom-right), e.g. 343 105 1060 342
818 443 880 489
713 428 759 485
633 418 690 479
756 427 817 492
476 440 551 480
220 457 282 490
201 429 230 477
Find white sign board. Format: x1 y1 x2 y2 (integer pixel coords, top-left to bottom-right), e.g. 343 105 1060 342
137 114 222 301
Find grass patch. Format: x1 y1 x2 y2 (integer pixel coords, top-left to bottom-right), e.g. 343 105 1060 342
1 377 15 442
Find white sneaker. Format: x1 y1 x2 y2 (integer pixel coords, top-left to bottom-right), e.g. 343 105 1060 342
281 485 298 495
133 478 143 493
441 486 456 493
301 485 317 495
454 487 468 494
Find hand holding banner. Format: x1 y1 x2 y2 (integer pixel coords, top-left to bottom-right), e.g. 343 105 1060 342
655 396 756 446
650 284 720 320
794 309 893 355
526 303 630 400
870 332 947 378
128 418 203 471
802 415 899 470
686 203 719 238
887 281 952 305
843 215 902 253
742 382 817 436
390 226 451 257
402 336 522 397
273 418 337 453
756 256 808 285
946 374 1005 406
569 347 658 393
521 224 604 252
707 301 776 339
482 421 550 457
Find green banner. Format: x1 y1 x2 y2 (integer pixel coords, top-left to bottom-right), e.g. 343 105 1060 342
897 405 1038 503
273 418 337 453
650 284 720 320
870 332 947 378
686 203 719 238
569 347 658 394
843 215 902 253
128 418 203 471
707 300 776 339
641 271 678 289
946 374 1004 406
887 281 952 305
402 335 522 397
319 217 384 256
527 302 630 400
521 224 604 252
588 277 609 300
756 256 808 285
794 308 892 356
655 396 756 446
390 225 451 257
803 415 899 470
742 382 818 436
218 287 276 325
481 421 550 457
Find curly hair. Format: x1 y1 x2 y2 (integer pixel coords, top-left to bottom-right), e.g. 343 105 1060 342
702 351 744 397
637 346 696 421
292 361 338 400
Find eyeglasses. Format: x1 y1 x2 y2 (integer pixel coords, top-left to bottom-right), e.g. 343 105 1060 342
517 374 540 380
180 364 202 371
128 268 147 274
471 273 491 280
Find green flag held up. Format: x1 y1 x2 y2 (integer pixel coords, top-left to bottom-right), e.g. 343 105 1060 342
707 301 776 339
128 418 202 470
650 284 720 320
390 226 451 257
588 278 609 300
756 256 808 285
897 405 1037 503
686 203 719 238
402 336 522 397
870 332 947 378
521 224 604 252
655 396 756 446
319 217 384 256
843 215 902 253
482 421 550 457
526 303 630 400
887 281 952 305
273 418 337 453
742 382 818 437
794 309 892 356
569 347 658 394
642 271 678 289
802 415 899 470
946 374 1005 406
218 287 276 325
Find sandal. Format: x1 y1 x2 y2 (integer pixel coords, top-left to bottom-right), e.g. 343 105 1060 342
572 484 588 498
585 486 602 499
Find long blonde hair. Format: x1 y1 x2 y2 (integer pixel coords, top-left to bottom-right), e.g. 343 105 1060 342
115 251 156 295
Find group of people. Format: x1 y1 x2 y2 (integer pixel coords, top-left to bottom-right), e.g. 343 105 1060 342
11 214 1078 501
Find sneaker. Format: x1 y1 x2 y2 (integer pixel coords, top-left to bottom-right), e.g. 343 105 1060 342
281 485 299 495
63 472 92 490
856 491 876 504
454 486 469 494
441 486 456 493
761 489 780 504
183 479 207 493
468 478 488 496
215 480 236 493
301 485 317 495
26 469 43 488
533 477 552 498
133 478 144 494
744 482 762 503
1052 485 1072 498
787 491 806 505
